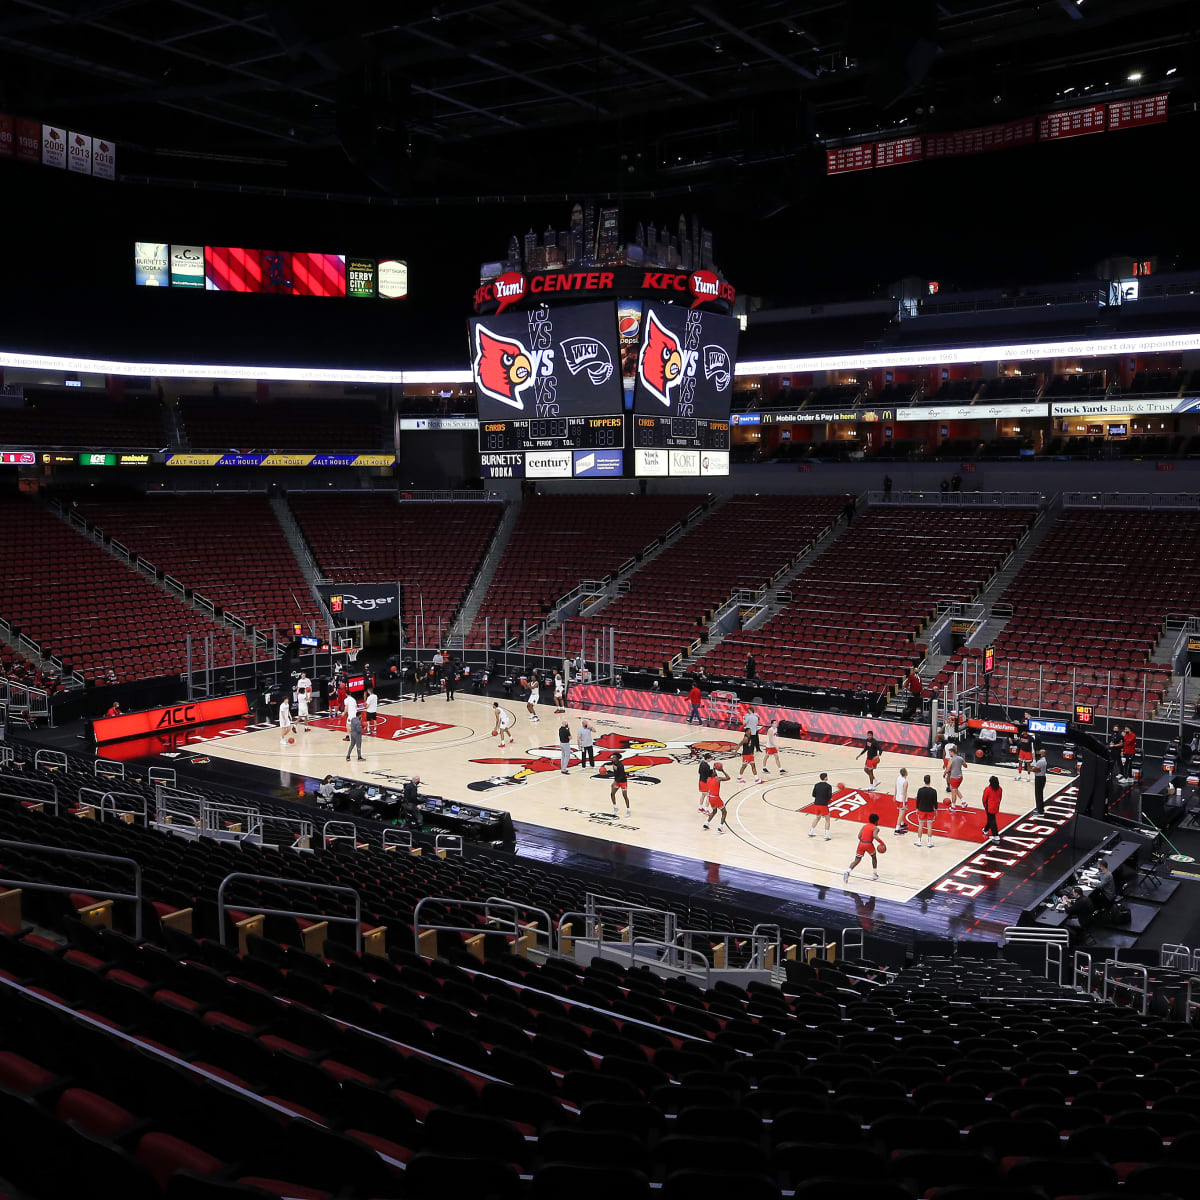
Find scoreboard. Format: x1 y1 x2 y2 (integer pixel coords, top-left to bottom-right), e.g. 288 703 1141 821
631 303 738 477
469 299 738 479
478 415 623 454
470 301 625 478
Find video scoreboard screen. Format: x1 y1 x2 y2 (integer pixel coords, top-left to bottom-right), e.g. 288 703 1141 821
470 301 625 478
631 303 737 476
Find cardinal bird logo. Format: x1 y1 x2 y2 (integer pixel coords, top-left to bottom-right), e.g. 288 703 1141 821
473 324 536 411
637 309 684 406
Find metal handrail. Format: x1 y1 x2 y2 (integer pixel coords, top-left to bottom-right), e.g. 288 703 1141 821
217 873 363 953
674 926 778 971
0 775 59 815
322 820 361 850
412 896 555 955
1046 941 1065 986
100 791 148 825
628 936 712 986
1161 943 1193 970
94 758 125 779
483 896 555 951
33 749 67 772
434 834 463 856
1102 960 1151 1016
147 767 176 788
381 828 412 852
260 814 315 851
840 926 865 961
0 837 143 940
799 926 828 959
1072 950 1093 995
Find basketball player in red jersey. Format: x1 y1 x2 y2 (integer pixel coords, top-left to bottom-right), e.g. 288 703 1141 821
843 813 886 883
703 766 729 834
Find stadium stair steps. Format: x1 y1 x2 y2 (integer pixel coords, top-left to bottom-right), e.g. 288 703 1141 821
447 497 520 645
534 494 726 639
675 502 853 671
41 498 257 650
270 497 334 630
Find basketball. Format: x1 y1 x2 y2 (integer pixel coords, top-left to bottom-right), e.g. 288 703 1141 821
491 729 497 737
287 736 295 744
877 841 887 854
976 749 985 759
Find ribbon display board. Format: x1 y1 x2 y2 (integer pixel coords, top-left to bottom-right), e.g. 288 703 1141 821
572 684 929 749
828 94 1166 176
93 694 249 744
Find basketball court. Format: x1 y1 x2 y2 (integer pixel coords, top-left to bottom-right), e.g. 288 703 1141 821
177 694 1047 904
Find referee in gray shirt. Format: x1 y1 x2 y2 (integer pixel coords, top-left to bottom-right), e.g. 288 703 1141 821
1033 750 1048 814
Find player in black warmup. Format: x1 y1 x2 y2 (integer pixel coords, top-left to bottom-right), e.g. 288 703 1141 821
607 753 630 817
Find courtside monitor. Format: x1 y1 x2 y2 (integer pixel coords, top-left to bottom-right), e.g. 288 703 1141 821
632 302 736 477
470 301 625 479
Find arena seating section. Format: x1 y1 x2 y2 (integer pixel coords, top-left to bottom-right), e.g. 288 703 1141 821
179 397 386 451
72 496 325 635
2 744 1199 1199
0 498 257 685
0 392 165 448
541 495 845 669
985 509 1190 718
468 494 702 648
697 506 1036 694
288 495 502 643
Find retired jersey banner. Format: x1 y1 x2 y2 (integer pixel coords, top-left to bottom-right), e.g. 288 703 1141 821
318 583 400 621
1039 104 1105 140
0 114 12 157
924 118 1036 159
826 144 874 174
1108 93 1168 131
875 136 923 168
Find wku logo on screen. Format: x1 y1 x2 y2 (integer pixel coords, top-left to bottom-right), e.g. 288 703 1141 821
637 309 697 407
472 323 554 411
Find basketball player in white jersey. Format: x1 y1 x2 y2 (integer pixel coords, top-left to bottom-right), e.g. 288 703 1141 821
343 691 358 743
762 719 782 774
278 695 295 745
364 686 378 734
519 673 539 722
553 673 565 713
295 672 312 733
492 701 514 747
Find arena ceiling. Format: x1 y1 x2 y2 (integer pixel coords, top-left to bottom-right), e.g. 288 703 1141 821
0 0 1195 203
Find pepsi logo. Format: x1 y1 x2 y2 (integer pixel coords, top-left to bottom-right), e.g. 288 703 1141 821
619 314 640 338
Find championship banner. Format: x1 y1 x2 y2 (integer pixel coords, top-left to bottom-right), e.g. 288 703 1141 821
0 114 13 157
924 118 1035 159
1108 93 1168 131
92 138 116 179
40 123 66 168
15 118 40 164
875 136 923 168
67 131 92 175
317 583 400 621
1038 104 1105 140
826 144 874 174
93 694 250 744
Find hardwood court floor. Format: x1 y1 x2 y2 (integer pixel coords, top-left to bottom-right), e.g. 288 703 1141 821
189 694 1038 904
